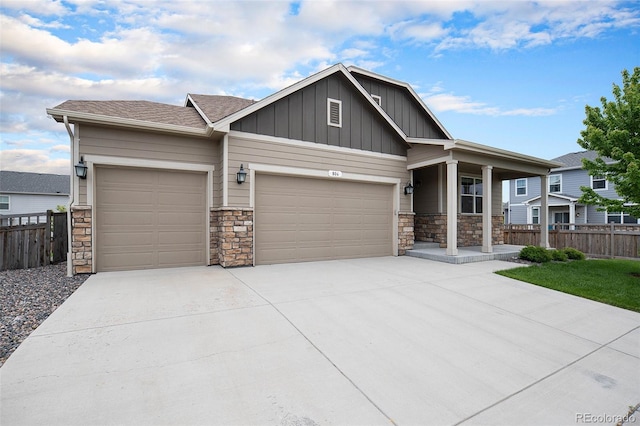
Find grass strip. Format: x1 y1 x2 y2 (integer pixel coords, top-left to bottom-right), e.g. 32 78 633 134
496 259 640 312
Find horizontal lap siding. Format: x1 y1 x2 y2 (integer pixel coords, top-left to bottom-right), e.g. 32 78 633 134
227 135 410 211
408 145 448 166
77 124 216 205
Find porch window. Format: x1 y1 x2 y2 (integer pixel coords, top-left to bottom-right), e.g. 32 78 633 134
532 207 539 224
607 210 639 224
515 178 527 196
591 175 607 190
549 174 561 193
461 176 482 214
0 195 9 210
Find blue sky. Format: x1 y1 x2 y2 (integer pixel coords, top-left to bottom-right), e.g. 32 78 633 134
1 0 639 183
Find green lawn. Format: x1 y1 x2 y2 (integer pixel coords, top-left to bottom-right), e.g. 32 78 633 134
496 259 640 312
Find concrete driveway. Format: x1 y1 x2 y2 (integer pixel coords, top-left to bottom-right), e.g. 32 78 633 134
1 257 639 425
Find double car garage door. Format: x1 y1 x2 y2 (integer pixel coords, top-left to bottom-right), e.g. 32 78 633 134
95 167 393 271
255 174 393 265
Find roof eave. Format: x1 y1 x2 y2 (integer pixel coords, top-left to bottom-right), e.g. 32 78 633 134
451 139 563 169
46 108 211 137
211 63 409 145
347 65 453 140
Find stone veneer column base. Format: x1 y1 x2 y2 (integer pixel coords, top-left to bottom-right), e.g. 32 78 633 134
397 212 415 255
214 207 253 267
71 206 92 274
415 213 504 247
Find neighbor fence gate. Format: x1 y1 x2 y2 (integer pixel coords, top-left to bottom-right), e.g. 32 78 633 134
0 211 68 271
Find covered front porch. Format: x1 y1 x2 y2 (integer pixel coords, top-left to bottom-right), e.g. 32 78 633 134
406 138 561 257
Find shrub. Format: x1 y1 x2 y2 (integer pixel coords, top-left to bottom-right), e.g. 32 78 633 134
551 249 568 262
519 245 552 263
563 247 586 260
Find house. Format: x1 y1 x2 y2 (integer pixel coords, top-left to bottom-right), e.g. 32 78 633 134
47 64 559 274
0 171 69 225
506 150 638 225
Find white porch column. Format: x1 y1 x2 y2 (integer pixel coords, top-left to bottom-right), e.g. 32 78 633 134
569 202 575 230
482 165 493 253
540 175 550 248
446 160 458 256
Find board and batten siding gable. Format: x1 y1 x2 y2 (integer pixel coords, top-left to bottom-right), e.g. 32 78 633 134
77 124 216 205
226 134 410 211
352 74 448 140
230 73 407 156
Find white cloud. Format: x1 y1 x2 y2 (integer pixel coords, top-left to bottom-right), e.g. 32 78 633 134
423 91 557 117
1 149 70 174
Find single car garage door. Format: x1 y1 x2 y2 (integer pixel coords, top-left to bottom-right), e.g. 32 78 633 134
255 174 393 265
96 166 207 272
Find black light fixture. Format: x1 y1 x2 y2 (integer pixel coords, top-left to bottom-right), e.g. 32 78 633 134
404 181 414 195
236 164 247 184
75 156 88 179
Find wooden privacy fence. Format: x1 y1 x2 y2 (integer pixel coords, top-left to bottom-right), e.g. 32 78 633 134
504 223 640 259
0 211 68 271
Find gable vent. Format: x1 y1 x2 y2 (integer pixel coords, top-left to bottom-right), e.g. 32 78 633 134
327 98 342 127
371 94 382 106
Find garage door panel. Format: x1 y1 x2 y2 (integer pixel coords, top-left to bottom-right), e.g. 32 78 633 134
256 174 393 265
96 167 206 272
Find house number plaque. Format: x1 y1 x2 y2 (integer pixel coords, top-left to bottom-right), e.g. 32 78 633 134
328 170 342 177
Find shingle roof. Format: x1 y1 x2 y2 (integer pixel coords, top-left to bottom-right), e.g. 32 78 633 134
187 95 255 123
551 150 613 169
51 100 207 129
0 171 69 195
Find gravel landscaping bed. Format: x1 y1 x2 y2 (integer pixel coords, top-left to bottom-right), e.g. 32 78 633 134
0 263 89 367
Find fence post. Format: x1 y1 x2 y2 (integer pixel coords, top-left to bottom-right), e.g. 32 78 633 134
46 210 52 265
610 222 615 259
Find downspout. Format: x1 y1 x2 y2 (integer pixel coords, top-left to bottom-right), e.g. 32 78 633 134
64 116 74 277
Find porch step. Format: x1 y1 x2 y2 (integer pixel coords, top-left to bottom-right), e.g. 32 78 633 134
412 242 441 249
406 244 523 265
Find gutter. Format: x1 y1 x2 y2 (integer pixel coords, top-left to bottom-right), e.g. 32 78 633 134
63 116 74 277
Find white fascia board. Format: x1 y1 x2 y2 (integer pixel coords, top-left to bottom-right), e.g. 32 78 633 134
451 139 563 169
212 64 346 131
407 137 455 149
347 66 453 140
184 94 213 125
46 108 211 137
212 64 408 143
525 193 578 204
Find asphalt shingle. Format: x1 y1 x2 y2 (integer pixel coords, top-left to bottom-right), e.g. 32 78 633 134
0 171 69 195
187 95 255 123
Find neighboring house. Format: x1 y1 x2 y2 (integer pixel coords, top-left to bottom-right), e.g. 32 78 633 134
506 150 638 225
0 171 69 225
47 64 558 274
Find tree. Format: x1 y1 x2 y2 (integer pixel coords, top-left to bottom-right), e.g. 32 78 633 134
577 67 640 219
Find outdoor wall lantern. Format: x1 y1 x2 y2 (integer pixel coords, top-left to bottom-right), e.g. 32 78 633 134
404 181 414 195
75 157 88 179
236 164 247 184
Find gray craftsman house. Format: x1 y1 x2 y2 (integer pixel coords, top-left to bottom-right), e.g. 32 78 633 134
506 150 637 225
0 171 69 225
47 64 558 274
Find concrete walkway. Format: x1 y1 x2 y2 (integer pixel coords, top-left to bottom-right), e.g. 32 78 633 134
1 257 638 425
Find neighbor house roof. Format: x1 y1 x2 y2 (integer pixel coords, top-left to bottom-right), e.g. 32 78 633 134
551 150 614 171
0 171 69 195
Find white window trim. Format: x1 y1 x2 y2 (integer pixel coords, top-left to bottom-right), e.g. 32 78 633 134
590 175 608 191
460 175 483 214
606 209 640 224
327 98 342 128
532 206 540 224
371 94 382 106
0 194 9 210
549 174 562 193
515 178 527 196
